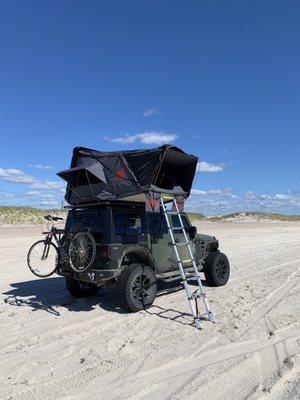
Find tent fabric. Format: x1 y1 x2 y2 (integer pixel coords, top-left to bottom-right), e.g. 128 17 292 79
58 145 198 205
57 164 107 187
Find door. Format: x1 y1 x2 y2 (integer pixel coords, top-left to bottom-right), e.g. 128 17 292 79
147 213 173 272
170 213 196 267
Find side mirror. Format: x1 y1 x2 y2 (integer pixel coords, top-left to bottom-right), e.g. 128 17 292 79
190 225 197 239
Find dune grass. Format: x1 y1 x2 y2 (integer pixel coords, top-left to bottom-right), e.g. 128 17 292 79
208 211 300 222
0 206 66 225
187 212 206 221
0 206 299 225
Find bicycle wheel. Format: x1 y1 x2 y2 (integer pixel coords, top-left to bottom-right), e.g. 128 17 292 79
68 232 96 273
27 240 59 277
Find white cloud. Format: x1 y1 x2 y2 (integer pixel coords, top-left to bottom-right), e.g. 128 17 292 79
39 200 59 207
111 131 178 146
138 132 177 145
261 194 272 200
29 163 53 170
27 190 43 196
274 193 292 200
0 167 65 191
196 161 225 173
191 188 232 196
0 168 36 184
29 180 65 190
187 188 300 216
244 191 256 200
0 191 15 199
111 134 136 144
191 189 208 195
0 188 62 208
142 107 160 117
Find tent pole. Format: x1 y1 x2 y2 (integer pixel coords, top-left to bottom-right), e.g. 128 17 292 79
67 185 85 202
85 169 95 198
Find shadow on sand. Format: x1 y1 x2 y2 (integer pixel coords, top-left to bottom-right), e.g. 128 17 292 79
2 276 208 326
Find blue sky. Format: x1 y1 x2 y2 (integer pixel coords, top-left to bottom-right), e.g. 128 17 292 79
0 1 299 215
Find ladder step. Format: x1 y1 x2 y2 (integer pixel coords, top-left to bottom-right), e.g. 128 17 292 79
181 277 197 283
172 227 183 231
176 242 189 246
179 259 195 264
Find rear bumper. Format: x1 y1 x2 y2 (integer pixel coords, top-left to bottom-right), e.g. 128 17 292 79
56 268 117 285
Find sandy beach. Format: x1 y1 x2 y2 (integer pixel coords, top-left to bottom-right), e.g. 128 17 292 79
0 221 299 400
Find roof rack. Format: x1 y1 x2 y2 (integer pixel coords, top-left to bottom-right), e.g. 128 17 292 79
64 200 146 210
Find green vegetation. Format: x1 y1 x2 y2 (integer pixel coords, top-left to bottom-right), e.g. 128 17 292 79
0 207 299 225
0 206 66 225
208 211 300 222
187 212 206 221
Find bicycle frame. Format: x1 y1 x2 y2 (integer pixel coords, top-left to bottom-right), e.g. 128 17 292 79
43 227 65 248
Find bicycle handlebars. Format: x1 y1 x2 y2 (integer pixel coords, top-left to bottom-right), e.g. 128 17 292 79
44 215 64 221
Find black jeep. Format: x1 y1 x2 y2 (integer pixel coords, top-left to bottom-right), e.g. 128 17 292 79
57 201 230 312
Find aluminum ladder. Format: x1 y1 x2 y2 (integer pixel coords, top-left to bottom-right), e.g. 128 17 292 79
160 195 215 329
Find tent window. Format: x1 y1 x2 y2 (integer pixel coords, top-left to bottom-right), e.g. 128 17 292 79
77 171 102 186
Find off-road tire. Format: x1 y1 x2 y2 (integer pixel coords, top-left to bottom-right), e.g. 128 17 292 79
66 277 100 298
117 263 157 312
203 252 230 286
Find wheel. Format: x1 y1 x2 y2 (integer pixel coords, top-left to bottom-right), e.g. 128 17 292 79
203 252 230 286
66 277 100 298
117 264 157 312
68 232 96 273
27 240 59 278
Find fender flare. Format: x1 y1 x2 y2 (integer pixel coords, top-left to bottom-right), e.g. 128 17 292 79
118 244 158 271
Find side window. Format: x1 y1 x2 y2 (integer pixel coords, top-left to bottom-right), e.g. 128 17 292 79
171 214 190 232
148 213 167 235
115 213 145 236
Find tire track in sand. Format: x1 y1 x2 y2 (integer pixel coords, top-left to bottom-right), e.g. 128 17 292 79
238 266 300 338
76 325 300 400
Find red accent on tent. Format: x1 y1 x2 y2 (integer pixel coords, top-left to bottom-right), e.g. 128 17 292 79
115 168 127 181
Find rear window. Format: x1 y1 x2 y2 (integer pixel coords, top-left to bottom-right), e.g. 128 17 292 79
66 209 105 242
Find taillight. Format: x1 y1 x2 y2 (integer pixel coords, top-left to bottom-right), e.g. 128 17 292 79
102 245 110 258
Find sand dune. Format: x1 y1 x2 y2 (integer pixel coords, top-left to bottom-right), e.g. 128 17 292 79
0 221 299 400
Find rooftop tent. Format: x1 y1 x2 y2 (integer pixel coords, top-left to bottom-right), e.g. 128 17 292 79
57 164 106 186
57 145 198 205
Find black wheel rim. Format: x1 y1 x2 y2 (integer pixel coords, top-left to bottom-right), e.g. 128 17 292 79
216 259 227 279
131 273 152 304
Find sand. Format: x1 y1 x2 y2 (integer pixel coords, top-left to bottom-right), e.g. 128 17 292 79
0 221 299 400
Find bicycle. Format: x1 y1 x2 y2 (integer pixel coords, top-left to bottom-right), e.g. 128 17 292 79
27 215 96 278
